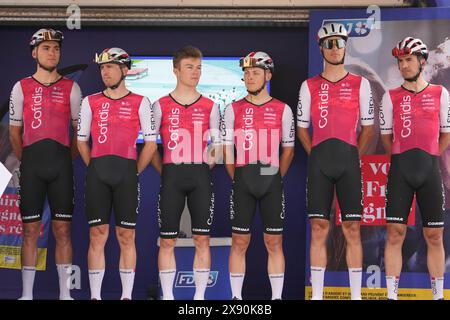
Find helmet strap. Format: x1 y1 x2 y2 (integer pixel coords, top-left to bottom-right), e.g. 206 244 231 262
246 71 267 96
36 56 57 73
247 82 266 96
107 68 126 90
321 48 346 66
108 75 125 90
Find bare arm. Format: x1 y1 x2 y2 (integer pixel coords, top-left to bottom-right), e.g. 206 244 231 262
223 144 235 179
208 143 223 170
70 125 79 160
9 125 23 160
381 134 393 155
439 132 450 155
150 149 162 175
279 146 294 177
208 147 216 170
137 141 157 174
357 125 374 156
297 127 312 155
77 140 91 166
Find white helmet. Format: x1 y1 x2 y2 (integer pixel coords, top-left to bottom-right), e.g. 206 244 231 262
94 47 132 69
240 51 274 73
30 28 64 50
317 23 348 43
392 36 429 60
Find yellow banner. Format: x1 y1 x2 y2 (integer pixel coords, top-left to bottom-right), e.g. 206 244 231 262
0 245 47 270
305 286 450 300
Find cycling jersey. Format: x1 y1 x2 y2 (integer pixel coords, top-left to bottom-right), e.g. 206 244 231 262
77 92 157 160
297 72 374 147
9 76 81 147
379 84 450 156
380 84 449 228
222 98 295 167
152 94 221 164
78 91 155 229
297 73 373 221
153 94 219 238
222 97 293 235
9 76 82 222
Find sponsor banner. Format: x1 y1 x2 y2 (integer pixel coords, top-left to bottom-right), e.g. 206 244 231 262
305 286 450 300
336 154 415 226
0 188 50 270
174 271 219 288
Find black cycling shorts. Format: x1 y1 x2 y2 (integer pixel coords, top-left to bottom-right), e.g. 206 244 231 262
386 148 445 228
19 139 74 223
158 163 214 239
230 162 285 235
306 138 363 222
85 155 139 229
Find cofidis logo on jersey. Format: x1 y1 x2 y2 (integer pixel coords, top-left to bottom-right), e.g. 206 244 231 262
175 271 219 288
323 19 374 38
98 102 110 144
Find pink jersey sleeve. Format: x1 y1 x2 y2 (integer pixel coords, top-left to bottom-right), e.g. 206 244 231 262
379 92 393 135
138 97 157 142
209 103 221 146
70 82 82 127
359 77 375 126
151 100 162 135
440 87 450 133
297 80 311 128
9 81 24 126
282 104 295 147
221 103 235 146
77 97 92 142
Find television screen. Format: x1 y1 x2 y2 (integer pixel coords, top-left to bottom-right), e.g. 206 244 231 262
125 56 269 143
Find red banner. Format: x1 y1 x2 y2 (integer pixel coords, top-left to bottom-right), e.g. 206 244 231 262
336 154 415 226
0 194 44 236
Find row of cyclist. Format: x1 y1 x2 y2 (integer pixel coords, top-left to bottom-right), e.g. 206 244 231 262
8 23 450 300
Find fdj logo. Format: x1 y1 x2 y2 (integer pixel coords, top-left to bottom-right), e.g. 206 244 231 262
175 271 218 288
322 5 381 38
323 19 374 37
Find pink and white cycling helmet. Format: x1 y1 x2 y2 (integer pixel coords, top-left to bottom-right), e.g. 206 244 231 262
392 36 429 60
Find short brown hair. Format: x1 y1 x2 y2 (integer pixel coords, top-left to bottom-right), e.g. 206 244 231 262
173 45 203 68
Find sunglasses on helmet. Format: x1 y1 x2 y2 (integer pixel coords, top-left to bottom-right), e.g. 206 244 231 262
391 47 412 58
239 56 261 69
42 30 63 41
94 52 113 64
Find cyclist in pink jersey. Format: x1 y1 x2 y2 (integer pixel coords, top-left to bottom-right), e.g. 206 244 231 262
297 23 375 300
77 48 157 300
9 28 82 300
222 51 295 300
380 37 450 300
152 46 221 300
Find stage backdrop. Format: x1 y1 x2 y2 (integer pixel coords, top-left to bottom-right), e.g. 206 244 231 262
305 7 450 300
